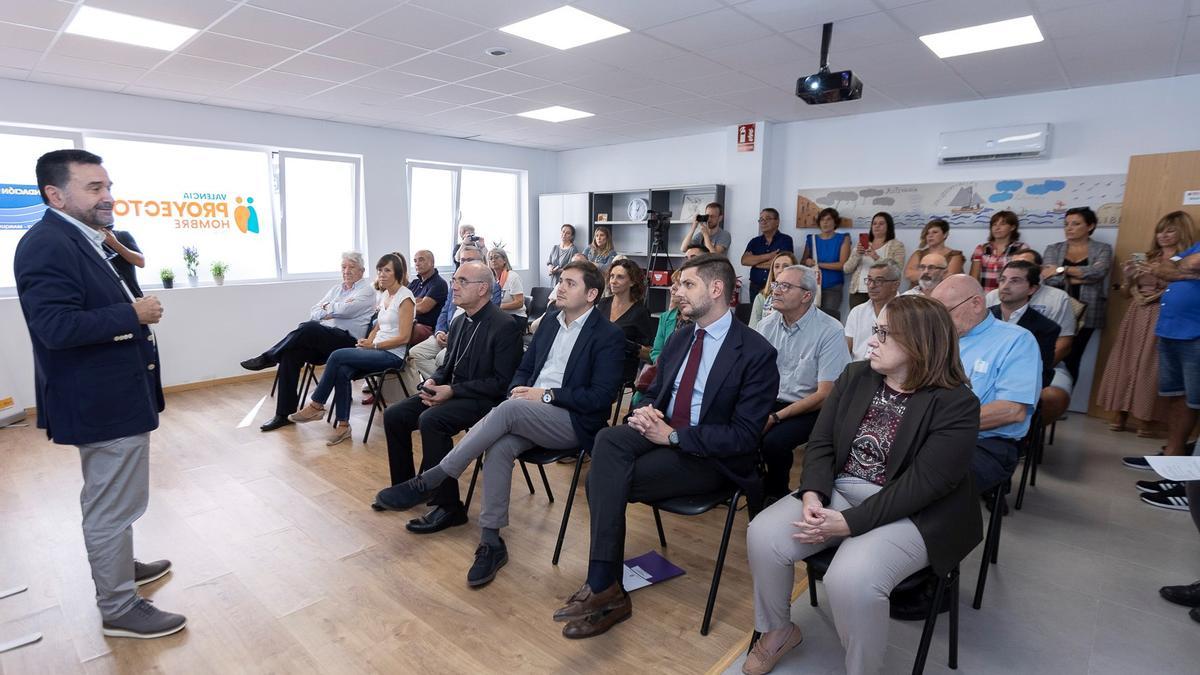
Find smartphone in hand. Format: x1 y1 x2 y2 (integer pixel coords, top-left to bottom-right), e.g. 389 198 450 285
858 233 870 248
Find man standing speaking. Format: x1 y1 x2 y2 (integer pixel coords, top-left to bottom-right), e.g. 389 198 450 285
14 149 186 639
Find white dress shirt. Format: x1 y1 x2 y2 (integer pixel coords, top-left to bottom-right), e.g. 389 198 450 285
534 306 594 390
52 208 135 302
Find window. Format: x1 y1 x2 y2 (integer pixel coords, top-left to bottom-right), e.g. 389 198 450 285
0 129 81 290
407 162 526 269
84 136 278 283
279 153 360 276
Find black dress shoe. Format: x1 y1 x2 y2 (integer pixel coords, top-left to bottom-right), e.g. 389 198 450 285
260 415 293 432
406 506 468 534
240 355 274 371
1160 580 1200 607
467 538 507 587
373 477 433 512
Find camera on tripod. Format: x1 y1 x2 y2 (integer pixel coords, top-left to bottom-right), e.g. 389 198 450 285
646 209 672 248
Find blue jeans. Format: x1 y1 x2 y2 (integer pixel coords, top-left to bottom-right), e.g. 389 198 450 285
310 347 405 422
1158 336 1200 409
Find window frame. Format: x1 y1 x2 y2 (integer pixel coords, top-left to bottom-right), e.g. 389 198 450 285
277 150 363 280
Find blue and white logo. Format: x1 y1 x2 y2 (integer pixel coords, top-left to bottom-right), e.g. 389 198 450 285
0 184 46 231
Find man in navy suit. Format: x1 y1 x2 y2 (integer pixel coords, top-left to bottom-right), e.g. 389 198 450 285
552 254 780 639
375 260 624 586
14 149 186 639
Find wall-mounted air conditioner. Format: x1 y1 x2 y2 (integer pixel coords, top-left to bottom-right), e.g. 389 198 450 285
937 123 1051 164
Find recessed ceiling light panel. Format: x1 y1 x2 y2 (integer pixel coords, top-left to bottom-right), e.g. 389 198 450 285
500 6 629 50
65 6 198 51
919 15 1043 59
517 105 594 122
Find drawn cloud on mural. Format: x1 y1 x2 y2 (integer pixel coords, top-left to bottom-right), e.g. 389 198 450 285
872 197 895 205
859 188 884 198
996 180 1024 192
989 192 1014 203
1026 179 1066 195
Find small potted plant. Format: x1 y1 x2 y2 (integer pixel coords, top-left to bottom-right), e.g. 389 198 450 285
210 261 230 286
160 267 175 289
183 245 200 286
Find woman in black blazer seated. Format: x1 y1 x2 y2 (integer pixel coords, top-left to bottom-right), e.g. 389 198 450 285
743 295 982 675
597 258 653 383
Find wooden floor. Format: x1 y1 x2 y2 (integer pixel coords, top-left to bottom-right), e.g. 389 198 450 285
0 379 767 674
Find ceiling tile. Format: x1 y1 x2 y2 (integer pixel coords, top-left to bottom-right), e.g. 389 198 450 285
570 0 724 30
420 106 504 125
604 106 677 122
86 0 235 28
645 8 774 48
734 0 880 33
888 0 1038 36
653 97 734 115
471 95 542 113
407 0 564 29
219 83 309 105
211 6 342 50
243 70 337 95
357 4 486 49
121 85 207 103
618 83 698 103
1056 21 1180 87
49 34 167 69
556 94 642 115
28 72 127 92
1182 16 1200 62
273 53 376 81
0 45 46 71
519 83 596 104
704 35 814 72
378 96 460 115
674 69 769 95
784 11 913 52
870 77 980 107
946 40 1067 98
0 1 73 30
568 32 686 69
688 108 757 125
355 69 444 95
507 54 622 82
569 68 659 96
395 52 495 81
201 96 276 112
635 53 729 82
834 38 959 85
155 54 261 83
36 54 148 84
312 32 425 68
1191 0 1200 14
135 71 233 96
420 83 500 104
1040 0 1187 37
247 0 396 28
438 30 558 65
458 68 549 94
182 33 297 68
0 21 56 51
266 105 336 120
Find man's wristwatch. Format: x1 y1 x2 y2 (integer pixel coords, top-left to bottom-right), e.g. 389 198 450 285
1055 266 1066 275
542 389 555 404
668 431 680 448
770 412 782 425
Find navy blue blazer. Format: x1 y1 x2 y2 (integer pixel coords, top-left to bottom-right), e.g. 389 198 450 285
14 210 164 445
509 307 624 450
638 314 779 503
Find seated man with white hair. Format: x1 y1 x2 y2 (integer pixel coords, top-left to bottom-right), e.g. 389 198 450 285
931 275 1041 499
241 251 376 432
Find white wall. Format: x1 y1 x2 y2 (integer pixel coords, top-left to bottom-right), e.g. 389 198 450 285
0 78 556 407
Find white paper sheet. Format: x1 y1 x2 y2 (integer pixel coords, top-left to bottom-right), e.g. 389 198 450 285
1146 456 1200 481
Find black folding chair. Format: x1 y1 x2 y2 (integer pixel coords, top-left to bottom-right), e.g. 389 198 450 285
1014 406 1044 510
973 480 1009 610
786 546 960 674
269 362 320 411
528 286 552 321
359 366 412 443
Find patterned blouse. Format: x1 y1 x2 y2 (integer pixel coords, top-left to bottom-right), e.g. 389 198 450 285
971 240 1028 293
838 382 913 486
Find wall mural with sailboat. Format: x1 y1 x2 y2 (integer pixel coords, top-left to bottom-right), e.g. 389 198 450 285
795 174 1124 230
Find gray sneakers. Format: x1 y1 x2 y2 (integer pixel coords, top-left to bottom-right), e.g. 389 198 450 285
134 559 172 586
102 598 187 639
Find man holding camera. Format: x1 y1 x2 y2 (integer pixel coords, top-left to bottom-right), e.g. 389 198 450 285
680 202 730 257
452 224 487 268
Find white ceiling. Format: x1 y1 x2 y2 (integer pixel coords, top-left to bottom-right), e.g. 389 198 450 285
1 0 1198 150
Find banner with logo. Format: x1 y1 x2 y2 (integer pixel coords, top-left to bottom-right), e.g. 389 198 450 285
0 132 78 288
84 137 277 283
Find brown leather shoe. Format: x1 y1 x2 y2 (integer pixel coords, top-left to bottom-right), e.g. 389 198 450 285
561 587 632 639
553 582 626 623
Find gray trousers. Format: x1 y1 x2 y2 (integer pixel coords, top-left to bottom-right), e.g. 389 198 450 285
438 398 576 529
747 478 928 675
76 432 151 620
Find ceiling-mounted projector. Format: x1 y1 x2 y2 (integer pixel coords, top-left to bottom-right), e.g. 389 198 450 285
796 22 863 104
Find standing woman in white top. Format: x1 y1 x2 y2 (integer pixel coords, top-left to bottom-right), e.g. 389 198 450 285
843 211 905 311
489 248 527 333
291 252 415 445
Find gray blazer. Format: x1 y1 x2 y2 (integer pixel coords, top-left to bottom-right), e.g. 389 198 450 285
1042 239 1113 329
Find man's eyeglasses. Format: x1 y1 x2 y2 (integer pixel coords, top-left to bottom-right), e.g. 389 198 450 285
770 281 806 293
757 217 779 224
871 325 891 343
943 296 973 312
865 277 897 287
450 277 488 287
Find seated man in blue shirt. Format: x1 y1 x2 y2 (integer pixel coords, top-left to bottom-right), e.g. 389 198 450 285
931 275 1041 496
741 208 795 298
408 249 448 345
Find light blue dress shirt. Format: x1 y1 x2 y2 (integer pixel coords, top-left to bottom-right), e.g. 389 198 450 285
958 313 1041 440
667 309 733 427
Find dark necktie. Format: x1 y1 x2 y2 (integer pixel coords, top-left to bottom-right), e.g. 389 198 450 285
668 328 706 430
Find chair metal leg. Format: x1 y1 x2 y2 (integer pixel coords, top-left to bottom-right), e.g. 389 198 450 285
535 463 554 503
701 492 741 635
807 562 819 607
973 489 1004 609
552 450 586 565
653 508 667 548
748 631 761 654
1048 420 1056 445
363 375 387 443
519 461 535 495
1015 451 1033 510
912 575 947 675
1029 433 1042 485
297 363 314 403
948 569 959 670
270 370 279 397
610 385 627 426
465 457 482 510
